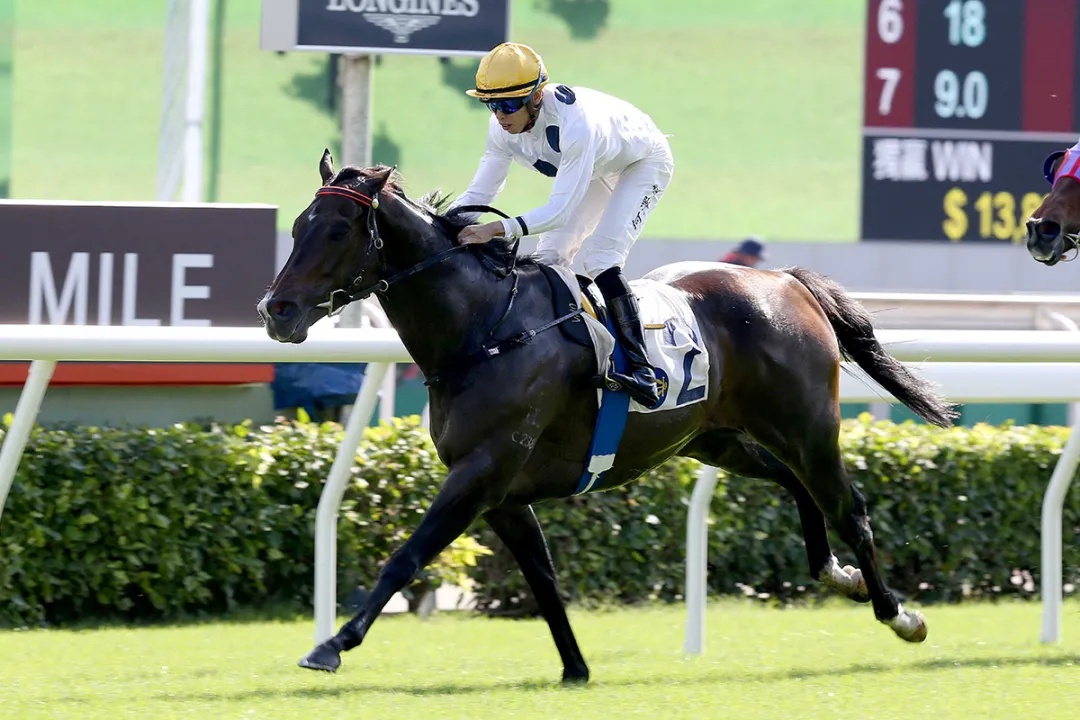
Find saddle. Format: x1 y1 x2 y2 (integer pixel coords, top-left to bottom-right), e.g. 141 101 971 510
535 262 714 495
536 263 711 412
535 263 598 349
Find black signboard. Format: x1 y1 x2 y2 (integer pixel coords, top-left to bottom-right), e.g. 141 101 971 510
263 0 510 56
0 201 277 326
860 0 1080 243
860 134 1062 243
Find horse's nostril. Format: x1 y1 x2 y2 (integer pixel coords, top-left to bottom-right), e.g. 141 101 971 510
270 300 298 320
1038 220 1061 240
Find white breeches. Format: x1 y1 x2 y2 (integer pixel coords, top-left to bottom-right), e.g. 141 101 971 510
534 141 674 278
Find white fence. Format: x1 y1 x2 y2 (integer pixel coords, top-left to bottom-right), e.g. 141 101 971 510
849 291 1080 331
0 324 411 645
0 326 1077 649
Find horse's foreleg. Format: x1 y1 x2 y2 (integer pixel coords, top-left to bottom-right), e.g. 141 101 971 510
484 504 589 684
298 459 500 673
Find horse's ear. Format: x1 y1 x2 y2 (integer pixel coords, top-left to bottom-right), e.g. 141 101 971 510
319 149 335 185
370 165 396 191
1044 150 1068 185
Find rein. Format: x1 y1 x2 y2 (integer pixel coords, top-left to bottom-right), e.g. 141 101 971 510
310 185 584 386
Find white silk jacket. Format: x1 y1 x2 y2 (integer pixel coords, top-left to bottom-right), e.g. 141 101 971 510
449 83 669 239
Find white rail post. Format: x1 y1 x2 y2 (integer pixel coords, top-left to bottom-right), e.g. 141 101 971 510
684 464 720 654
0 360 57 527
1041 413 1080 644
1031 305 1078 643
360 299 396 423
314 361 390 645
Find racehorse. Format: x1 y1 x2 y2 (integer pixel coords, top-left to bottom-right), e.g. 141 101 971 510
1027 140 1080 265
257 150 958 684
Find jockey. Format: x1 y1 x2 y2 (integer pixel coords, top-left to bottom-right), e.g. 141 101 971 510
451 42 674 408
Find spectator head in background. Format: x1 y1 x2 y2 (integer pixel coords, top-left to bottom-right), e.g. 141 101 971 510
720 236 766 268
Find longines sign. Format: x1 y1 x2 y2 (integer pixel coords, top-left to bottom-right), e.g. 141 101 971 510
0 200 276 327
261 0 510 55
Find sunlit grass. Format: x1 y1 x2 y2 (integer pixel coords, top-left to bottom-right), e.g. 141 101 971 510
2 599 1078 719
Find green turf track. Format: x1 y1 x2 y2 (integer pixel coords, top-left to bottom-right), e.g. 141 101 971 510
1 601 1078 719
11 0 865 240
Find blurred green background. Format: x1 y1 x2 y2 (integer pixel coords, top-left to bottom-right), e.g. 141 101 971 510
0 0 12 197
8 0 865 239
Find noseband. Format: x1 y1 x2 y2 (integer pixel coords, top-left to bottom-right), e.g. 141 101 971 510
311 185 470 316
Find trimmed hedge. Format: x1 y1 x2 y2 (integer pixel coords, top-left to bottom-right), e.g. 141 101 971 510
0 418 476 626
1 414 1078 627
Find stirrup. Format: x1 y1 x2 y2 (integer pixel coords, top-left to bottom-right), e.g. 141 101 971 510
593 360 625 393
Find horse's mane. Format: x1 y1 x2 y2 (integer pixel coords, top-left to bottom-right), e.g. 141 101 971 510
332 164 539 271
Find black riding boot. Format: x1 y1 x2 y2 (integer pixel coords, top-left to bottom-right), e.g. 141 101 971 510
594 267 660 407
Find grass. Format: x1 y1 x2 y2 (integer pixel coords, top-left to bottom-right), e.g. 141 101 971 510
10 0 867 240
2 600 1078 719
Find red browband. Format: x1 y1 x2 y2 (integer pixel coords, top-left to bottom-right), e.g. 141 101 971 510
315 186 377 207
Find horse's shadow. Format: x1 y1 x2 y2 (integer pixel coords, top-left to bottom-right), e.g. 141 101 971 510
129 653 1080 703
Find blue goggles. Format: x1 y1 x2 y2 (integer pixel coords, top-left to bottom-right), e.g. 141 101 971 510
484 96 529 115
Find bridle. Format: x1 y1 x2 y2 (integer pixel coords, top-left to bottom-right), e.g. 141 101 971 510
311 185 472 317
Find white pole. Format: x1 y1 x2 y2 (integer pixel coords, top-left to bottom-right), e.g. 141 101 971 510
0 361 57 527
336 53 374 344
335 53 380 410
684 464 720 654
339 53 373 170
1041 413 1080 643
314 361 390 644
359 299 396 423
182 0 210 203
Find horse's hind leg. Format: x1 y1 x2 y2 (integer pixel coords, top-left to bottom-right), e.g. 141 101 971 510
682 431 868 602
484 504 589 684
755 424 927 643
826 467 926 642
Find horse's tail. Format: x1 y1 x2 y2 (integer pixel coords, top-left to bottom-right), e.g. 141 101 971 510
782 266 958 428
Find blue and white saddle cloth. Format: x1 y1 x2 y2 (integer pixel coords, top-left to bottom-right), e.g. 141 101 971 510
544 266 711 494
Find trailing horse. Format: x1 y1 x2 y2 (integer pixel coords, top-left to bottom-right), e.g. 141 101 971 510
1027 139 1080 266
258 151 958 684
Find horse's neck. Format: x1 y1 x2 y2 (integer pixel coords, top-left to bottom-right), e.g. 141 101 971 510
376 209 509 377
379 259 509 377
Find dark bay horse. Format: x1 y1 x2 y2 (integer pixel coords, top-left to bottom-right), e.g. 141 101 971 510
1027 140 1080 265
258 151 958 683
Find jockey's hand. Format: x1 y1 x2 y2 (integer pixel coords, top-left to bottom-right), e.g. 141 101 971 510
458 221 505 246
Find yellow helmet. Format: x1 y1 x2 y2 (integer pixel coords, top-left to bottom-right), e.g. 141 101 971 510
465 42 548 100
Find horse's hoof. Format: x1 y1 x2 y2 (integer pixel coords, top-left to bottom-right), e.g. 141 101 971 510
841 565 870 603
298 642 342 672
885 605 928 643
819 557 870 603
562 667 590 686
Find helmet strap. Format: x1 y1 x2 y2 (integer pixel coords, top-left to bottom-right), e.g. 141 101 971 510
522 90 543 133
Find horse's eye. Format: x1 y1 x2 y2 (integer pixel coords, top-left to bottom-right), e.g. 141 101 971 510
325 224 351 242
